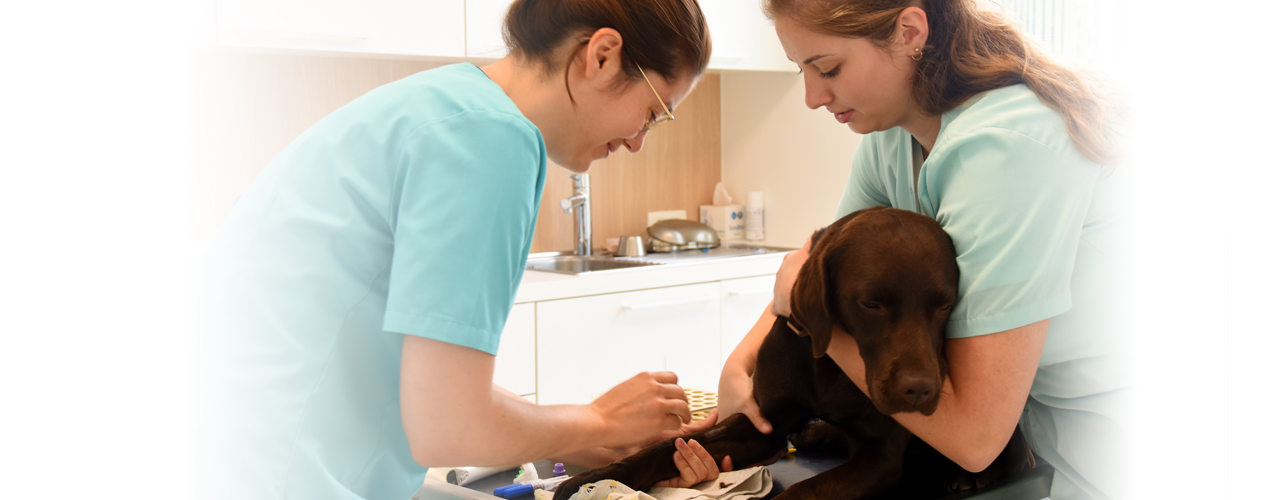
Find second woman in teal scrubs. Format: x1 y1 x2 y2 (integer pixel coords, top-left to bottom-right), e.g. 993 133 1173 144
717 1 1130 499
208 1 731 499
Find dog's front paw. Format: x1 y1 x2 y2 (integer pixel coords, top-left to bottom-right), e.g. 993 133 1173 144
550 468 612 500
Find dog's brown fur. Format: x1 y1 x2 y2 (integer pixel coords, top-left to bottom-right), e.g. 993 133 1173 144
553 207 1034 500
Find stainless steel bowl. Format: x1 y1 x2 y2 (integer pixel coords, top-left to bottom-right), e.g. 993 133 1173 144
646 219 720 253
616 235 647 257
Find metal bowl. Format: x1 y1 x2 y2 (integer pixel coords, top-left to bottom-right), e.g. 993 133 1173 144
646 219 720 253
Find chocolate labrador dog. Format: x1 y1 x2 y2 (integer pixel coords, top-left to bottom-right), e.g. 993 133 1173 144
552 207 1034 500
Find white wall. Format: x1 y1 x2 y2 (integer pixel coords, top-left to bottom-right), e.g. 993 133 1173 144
720 72 861 248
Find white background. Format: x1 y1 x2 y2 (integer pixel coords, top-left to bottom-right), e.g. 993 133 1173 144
0 1 1272 498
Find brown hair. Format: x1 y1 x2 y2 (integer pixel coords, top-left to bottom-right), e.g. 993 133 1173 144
504 0 712 102
764 0 1123 165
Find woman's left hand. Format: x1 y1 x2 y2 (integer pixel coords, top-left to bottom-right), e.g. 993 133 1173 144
654 436 733 488
653 410 733 488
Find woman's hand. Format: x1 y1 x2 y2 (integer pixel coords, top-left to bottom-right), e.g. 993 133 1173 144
770 237 813 318
589 372 691 449
716 359 772 435
654 437 733 488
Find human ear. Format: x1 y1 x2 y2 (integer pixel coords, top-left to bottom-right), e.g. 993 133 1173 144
896 7 930 53
582 27 625 82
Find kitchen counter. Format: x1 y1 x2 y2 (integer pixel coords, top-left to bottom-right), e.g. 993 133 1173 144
514 248 791 304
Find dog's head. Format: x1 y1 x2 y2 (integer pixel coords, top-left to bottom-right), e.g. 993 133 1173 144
789 206 959 416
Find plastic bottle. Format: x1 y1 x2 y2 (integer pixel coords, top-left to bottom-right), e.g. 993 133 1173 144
745 191 765 241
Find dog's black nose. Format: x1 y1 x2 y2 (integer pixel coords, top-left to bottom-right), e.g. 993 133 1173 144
897 374 936 406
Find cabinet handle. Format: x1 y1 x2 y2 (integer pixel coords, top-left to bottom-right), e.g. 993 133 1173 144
622 296 715 311
727 288 772 298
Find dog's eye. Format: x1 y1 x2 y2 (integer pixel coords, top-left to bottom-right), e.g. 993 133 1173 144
937 304 953 313
861 301 881 310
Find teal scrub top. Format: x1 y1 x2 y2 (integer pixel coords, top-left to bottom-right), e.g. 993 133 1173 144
206 63 547 500
834 84 1131 500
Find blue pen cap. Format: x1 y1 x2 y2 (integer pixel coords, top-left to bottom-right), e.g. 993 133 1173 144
499 483 534 498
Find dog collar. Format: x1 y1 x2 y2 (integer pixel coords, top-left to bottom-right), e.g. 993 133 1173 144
786 318 805 335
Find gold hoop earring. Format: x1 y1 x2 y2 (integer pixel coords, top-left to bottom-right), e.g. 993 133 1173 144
912 47 923 61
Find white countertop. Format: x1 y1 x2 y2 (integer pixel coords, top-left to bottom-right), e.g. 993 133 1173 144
514 250 790 303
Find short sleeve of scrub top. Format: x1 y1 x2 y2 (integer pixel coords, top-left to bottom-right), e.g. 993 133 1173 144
383 108 546 353
207 63 547 500
832 85 1131 500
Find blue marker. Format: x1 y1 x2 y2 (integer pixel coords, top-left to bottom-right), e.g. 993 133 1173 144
493 475 571 498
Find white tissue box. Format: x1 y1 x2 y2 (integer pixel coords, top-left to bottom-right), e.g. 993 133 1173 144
700 204 745 240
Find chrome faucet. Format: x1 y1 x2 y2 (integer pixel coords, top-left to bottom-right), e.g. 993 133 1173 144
559 173 592 256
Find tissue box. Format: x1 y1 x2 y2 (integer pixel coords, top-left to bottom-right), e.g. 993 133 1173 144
700 204 745 240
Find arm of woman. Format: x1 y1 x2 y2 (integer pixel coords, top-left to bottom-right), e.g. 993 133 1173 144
400 335 692 468
717 237 816 435
822 320 1048 472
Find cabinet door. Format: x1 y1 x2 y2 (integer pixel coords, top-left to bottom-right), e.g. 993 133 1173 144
720 275 776 368
466 0 512 58
218 0 465 57
700 0 793 72
494 302 536 397
536 283 722 406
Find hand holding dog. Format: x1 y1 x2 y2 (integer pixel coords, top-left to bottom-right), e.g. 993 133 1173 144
770 237 813 318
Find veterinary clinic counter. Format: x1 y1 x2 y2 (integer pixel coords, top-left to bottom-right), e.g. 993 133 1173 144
411 455 1054 500
512 250 790 303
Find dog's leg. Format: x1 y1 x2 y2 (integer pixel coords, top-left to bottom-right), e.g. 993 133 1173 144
788 419 852 458
550 413 787 500
773 441 906 500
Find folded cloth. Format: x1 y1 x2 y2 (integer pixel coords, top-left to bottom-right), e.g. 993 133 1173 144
558 466 773 500
558 479 657 500
648 466 772 500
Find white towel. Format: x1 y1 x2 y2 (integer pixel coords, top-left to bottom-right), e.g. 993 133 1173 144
556 466 772 500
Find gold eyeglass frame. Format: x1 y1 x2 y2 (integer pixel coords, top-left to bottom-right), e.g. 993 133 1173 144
636 63 675 133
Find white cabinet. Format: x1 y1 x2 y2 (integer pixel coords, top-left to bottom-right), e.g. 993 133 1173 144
217 0 465 57
701 0 793 72
494 302 536 397
466 0 512 58
465 0 795 70
535 283 723 405
719 275 776 366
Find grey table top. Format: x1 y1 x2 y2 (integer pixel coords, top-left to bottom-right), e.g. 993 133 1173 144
413 454 1053 500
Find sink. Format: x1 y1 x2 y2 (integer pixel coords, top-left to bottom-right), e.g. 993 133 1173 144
525 252 660 275
526 244 793 275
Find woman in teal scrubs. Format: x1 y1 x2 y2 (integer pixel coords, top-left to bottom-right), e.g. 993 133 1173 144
207 1 729 499
717 1 1129 499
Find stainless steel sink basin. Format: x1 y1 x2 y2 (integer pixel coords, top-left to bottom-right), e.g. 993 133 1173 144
525 252 660 275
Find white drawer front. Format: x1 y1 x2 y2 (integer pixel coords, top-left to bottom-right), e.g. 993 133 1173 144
536 283 722 406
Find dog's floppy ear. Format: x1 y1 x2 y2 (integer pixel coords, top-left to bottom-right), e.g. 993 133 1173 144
791 207 883 358
791 236 835 358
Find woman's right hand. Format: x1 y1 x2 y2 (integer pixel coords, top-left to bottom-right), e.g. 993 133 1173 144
589 371 691 448
716 359 772 435
769 237 813 317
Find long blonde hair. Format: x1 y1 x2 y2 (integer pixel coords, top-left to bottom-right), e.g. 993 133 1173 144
764 0 1123 165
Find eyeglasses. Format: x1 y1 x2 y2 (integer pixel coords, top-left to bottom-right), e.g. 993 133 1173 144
636 63 675 133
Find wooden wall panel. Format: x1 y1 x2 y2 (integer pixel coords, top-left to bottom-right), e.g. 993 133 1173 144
195 49 720 253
